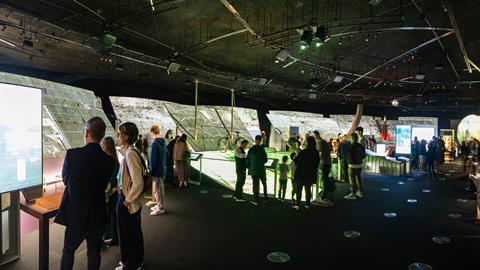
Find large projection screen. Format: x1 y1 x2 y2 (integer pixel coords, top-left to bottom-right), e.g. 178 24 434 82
0 83 42 193
395 125 412 154
412 126 435 142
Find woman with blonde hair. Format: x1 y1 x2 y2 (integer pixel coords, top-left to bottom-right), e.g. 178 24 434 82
100 136 120 246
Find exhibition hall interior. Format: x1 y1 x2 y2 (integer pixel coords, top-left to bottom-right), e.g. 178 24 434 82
0 0 480 269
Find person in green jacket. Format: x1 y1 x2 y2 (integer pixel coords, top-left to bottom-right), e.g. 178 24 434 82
246 135 269 205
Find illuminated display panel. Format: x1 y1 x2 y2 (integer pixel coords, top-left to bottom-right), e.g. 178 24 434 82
0 83 42 193
395 125 412 154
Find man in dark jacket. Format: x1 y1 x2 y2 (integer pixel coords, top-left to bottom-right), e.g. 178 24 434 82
338 135 350 182
234 140 249 202
293 136 320 210
149 125 167 216
166 135 179 186
246 135 268 205
344 133 366 200
55 117 115 270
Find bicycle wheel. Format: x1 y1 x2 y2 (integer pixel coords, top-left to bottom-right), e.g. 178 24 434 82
234 137 244 148
218 137 229 153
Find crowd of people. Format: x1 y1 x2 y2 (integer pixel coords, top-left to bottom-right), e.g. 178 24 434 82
410 136 446 175
55 117 192 270
234 127 368 210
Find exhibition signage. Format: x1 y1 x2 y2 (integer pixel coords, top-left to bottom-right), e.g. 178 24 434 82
395 125 412 155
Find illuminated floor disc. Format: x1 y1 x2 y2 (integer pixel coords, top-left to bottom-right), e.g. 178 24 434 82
422 189 431 193
448 213 462 219
380 188 390 192
407 177 415 181
200 190 209 194
432 236 450 244
343 230 361 239
457 198 468 203
398 181 405 185
409 262 433 270
222 194 233 198
407 199 417 203
384 212 397 218
445 173 451 176
267 252 290 263
439 178 446 181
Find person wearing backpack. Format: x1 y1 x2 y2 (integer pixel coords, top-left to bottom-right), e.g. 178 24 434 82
116 122 144 270
344 133 366 200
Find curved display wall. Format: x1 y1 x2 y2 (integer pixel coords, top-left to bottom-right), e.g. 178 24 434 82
457 114 480 143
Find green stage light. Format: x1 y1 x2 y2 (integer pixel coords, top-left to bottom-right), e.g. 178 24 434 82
315 41 322 48
300 44 307 50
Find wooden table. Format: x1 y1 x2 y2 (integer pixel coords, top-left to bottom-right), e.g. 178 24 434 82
20 192 62 270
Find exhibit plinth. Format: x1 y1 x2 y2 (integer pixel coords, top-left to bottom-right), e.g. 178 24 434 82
20 192 62 270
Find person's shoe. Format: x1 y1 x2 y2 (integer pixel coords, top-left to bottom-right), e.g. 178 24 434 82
250 201 259 206
344 193 357 200
115 266 123 270
356 191 364 198
235 198 247 202
150 205 159 211
145 201 157 207
292 205 299 210
262 197 270 203
304 205 311 210
318 199 335 207
150 207 166 216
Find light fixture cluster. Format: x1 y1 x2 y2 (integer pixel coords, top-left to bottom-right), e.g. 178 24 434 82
300 26 327 50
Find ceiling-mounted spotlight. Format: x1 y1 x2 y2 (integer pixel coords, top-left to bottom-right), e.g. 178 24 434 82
276 48 290 62
310 78 320 88
240 90 248 95
115 63 124 71
23 38 33 47
308 91 318 99
100 33 117 49
300 29 313 48
333 74 344 83
314 26 327 47
167 62 180 74
415 72 426 80
435 62 444 70
391 99 399 107
369 0 382 6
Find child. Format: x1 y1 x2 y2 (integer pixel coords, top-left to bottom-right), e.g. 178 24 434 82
278 155 290 201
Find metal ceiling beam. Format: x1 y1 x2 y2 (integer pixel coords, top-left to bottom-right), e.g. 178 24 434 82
443 0 472 73
336 31 455 92
219 0 257 37
410 0 459 78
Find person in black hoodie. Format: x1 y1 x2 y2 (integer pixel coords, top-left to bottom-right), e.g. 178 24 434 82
293 136 320 210
166 135 179 186
344 133 366 200
246 135 269 206
234 140 249 202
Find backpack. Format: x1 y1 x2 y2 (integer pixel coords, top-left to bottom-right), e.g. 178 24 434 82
126 149 152 195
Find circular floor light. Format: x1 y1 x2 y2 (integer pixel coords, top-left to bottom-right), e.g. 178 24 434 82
380 188 390 192
409 262 433 270
267 251 291 263
200 190 209 194
432 236 450 244
407 199 418 203
343 230 361 239
422 189 431 193
384 212 397 218
398 181 405 185
222 194 233 198
448 213 462 219
457 198 468 203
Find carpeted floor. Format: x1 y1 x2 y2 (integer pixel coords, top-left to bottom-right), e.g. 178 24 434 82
3 166 480 270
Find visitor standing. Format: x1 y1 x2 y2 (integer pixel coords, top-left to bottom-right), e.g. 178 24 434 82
427 138 436 175
246 135 269 205
174 134 190 188
418 140 427 174
278 156 290 201
344 133 366 200
315 132 335 207
356 126 368 149
100 137 120 246
338 135 351 183
412 136 419 169
116 122 145 270
149 125 167 216
234 140 249 202
293 136 320 210
55 117 115 270
289 151 298 202
166 135 179 186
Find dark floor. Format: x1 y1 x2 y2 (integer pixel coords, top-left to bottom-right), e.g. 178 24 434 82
4 165 480 270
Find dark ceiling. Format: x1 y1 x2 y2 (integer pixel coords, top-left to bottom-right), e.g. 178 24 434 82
0 0 480 116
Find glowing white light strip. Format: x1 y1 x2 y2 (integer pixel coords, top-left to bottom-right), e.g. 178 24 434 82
0 38 15 47
149 0 155 11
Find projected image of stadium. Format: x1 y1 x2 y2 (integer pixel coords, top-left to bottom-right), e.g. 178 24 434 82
0 83 42 193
